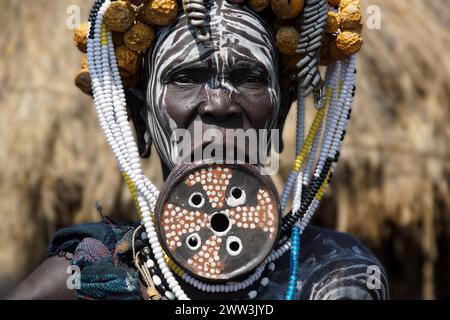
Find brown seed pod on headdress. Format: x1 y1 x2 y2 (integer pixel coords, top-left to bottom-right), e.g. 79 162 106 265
335 30 363 56
249 0 271 12
112 31 125 47
104 0 136 32
115 45 142 76
136 2 153 24
75 68 92 95
124 23 156 52
74 22 89 53
343 23 363 34
276 26 299 56
143 0 178 26
339 2 362 30
325 12 340 34
271 0 305 20
339 0 360 11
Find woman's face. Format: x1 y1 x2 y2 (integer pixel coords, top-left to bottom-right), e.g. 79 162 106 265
145 1 281 168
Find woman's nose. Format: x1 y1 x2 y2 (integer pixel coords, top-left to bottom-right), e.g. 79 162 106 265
197 89 242 123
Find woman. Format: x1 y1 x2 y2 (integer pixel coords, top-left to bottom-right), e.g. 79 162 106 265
8 0 388 300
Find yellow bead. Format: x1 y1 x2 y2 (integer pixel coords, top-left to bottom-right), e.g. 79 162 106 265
315 170 332 200
290 88 331 173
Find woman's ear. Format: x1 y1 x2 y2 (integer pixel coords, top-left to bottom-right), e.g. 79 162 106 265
125 87 152 158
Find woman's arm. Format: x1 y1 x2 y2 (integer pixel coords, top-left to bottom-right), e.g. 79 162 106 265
6 255 78 300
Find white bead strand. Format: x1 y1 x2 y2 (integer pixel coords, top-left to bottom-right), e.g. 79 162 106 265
87 0 187 300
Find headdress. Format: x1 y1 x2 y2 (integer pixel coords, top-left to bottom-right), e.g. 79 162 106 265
74 0 363 300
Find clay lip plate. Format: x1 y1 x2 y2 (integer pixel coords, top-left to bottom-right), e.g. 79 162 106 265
155 161 281 282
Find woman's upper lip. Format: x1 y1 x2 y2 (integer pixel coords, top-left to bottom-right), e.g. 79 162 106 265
199 115 244 129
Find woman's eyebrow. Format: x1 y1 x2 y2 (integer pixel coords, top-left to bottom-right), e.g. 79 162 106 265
230 60 268 75
165 60 211 77
160 48 215 78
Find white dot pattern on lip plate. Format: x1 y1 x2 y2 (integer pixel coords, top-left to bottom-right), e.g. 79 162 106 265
226 188 277 238
161 203 209 251
185 166 232 209
187 235 224 278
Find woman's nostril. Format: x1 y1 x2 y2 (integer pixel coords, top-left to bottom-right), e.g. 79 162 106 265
199 107 243 126
197 92 242 120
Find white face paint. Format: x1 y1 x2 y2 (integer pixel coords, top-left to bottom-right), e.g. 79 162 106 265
146 1 280 169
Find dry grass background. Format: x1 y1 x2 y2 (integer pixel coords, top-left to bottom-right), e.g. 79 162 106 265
0 0 449 299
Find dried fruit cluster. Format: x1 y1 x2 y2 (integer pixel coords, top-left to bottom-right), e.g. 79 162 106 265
276 0 363 85
321 0 363 65
74 0 178 94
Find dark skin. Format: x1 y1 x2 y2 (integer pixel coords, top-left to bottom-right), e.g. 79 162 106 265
163 47 275 130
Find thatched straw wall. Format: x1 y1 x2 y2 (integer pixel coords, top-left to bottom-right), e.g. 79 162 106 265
0 0 449 299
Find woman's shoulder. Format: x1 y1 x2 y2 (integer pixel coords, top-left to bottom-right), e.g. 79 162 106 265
298 225 389 299
301 225 381 262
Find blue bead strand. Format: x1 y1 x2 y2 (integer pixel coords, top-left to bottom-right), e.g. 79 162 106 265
285 226 300 300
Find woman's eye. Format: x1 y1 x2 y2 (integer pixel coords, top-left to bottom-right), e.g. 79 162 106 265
234 74 266 86
243 76 262 83
167 69 208 85
172 75 198 84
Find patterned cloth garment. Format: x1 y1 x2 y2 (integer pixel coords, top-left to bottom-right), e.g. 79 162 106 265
48 218 143 300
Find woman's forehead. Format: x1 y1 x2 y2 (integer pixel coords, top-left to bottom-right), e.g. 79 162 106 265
150 2 276 74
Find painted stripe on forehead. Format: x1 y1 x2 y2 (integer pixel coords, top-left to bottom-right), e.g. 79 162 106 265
153 34 274 84
208 4 275 55
222 25 273 62
216 6 275 42
151 2 276 73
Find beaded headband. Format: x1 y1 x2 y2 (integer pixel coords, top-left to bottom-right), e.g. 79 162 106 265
77 0 363 300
